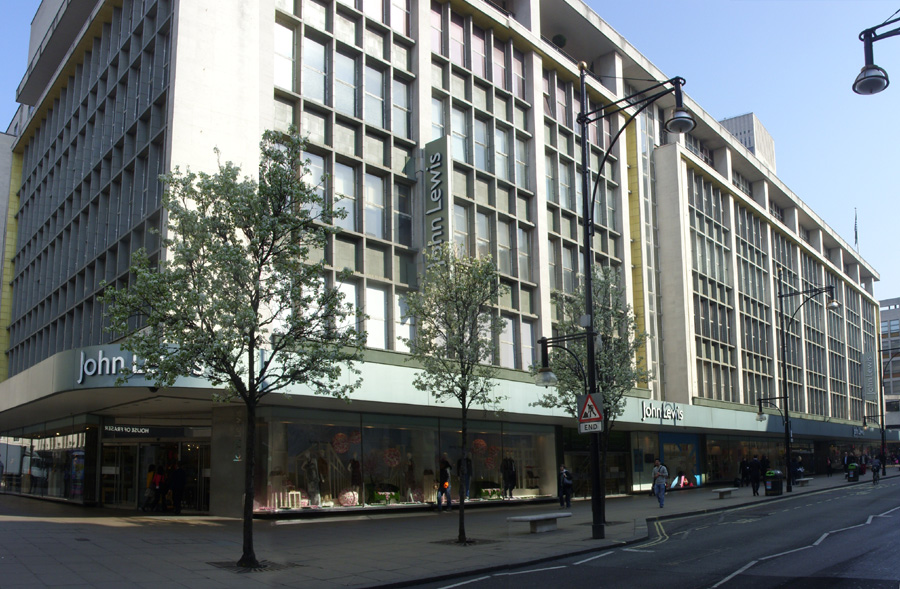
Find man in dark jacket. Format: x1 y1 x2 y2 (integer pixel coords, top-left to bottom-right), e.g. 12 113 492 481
748 455 762 496
558 464 574 508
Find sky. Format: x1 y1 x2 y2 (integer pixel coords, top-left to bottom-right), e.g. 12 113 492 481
1 0 898 299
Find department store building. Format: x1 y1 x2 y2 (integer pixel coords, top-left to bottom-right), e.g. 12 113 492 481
0 0 892 516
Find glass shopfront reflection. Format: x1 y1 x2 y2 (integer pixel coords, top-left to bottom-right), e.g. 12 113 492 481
256 408 557 511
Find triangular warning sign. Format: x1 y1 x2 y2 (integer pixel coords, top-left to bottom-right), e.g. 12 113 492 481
579 394 603 423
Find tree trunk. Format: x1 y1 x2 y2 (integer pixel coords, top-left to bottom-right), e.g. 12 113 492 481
237 399 259 568
458 406 468 544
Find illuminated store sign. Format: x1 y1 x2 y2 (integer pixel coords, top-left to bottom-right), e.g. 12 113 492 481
76 348 145 384
640 401 684 423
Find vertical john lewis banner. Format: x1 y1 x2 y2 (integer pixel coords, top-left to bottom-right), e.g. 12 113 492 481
423 136 451 248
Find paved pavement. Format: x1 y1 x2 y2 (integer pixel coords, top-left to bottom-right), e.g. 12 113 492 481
0 469 890 588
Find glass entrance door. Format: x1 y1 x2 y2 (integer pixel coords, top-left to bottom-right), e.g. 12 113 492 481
100 445 138 507
181 443 210 512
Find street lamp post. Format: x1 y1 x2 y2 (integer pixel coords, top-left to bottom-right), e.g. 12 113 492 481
853 16 900 94
575 62 694 539
772 270 839 492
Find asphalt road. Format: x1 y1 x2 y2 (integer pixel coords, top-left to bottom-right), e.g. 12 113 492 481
416 478 900 589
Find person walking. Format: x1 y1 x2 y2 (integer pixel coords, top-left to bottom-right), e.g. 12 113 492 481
558 464 574 508
652 459 668 508
140 464 155 512
170 461 187 515
748 454 762 496
437 453 452 512
826 455 833 477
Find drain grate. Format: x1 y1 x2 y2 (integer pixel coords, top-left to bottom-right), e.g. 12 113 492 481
208 560 305 574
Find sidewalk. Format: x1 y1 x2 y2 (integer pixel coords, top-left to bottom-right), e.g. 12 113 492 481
0 470 889 588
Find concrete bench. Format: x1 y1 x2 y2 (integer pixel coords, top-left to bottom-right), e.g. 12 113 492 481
712 487 739 499
507 512 572 533
796 478 813 487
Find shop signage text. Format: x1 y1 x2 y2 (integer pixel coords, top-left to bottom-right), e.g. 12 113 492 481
77 349 146 384
423 137 450 251
640 401 684 423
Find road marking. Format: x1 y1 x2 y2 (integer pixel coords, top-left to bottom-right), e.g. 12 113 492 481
711 560 758 588
495 566 566 577
438 576 490 588
622 548 654 553
714 499 899 586
574 551 614 565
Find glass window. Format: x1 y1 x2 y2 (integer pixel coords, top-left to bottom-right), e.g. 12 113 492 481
454 204 469 253
302 36 327 103
547 239 558 290
474 119 489 171
391 0 410 36
430 0 443 55
493 39 507 90
338 281 359 332
335 52 358 117
500 318 517 369
334 163 357 232
542 70 552 116
450 13 465 66
364 66 385 127
392 79 410 138
556 80 568 127
472 27 487 78
394 293 413 352
492 128 509 182
394 183 412 246
476 211 491 259
432 97 445 140
498 220 512 275
521 320 535 371
560 163 574 210
545 154 557 204
275 23 295 91
512 49 526 99
563 245 575 293
517 227 531 281
451 107 469 163
365 174 385 239
366 286 388 349
515 137 529 190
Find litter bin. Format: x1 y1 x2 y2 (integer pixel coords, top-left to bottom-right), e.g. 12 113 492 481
847 463 859 482
765 470 783 496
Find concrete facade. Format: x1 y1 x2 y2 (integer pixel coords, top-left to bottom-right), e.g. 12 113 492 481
0 0 890 516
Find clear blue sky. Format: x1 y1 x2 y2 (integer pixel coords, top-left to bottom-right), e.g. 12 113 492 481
1 0 897 299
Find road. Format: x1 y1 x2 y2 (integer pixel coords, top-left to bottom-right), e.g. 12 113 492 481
417 479 900 589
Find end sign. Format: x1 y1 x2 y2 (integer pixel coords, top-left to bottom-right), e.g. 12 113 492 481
576 394 603 434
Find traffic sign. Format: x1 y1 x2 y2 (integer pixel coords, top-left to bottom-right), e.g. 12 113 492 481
576 394 603 434
578 394 603 422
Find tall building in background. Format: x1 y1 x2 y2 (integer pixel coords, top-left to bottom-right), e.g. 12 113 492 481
0 0 890 515
720 112 776 173
882 298 900 429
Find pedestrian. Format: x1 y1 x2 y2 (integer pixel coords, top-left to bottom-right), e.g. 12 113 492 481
739 458 749 487
558 464 574 508
150 466 166 512
652 459 668 508
170 461 187 515
826 456 832 477
843 451 850 476
141 464 156 512
437 453 452 512
748 454 762 496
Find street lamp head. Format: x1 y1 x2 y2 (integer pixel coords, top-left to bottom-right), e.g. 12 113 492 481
665 108 696 134
534 367 559 388
826 297 841 310
863 416 868 431
853 63 890 95
664 77 696 134
756 411 767 422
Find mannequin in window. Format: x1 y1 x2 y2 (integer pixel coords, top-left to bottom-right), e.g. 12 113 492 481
302 451 321 506
405 452 416 502
501 452 517 499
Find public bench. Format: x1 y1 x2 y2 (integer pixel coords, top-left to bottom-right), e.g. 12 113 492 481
795 478 813 487
507 512 572 533
712 487 740 499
